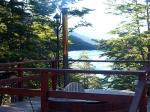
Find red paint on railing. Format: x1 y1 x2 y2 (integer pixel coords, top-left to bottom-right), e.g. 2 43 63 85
17 64 24 101
41 71 49 112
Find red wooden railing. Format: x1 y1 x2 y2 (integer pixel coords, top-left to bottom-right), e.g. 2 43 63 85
0 60 148 112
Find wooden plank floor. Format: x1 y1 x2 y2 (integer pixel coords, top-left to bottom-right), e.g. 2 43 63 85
0 97 41 112
0 97 150 112
0 93 150 112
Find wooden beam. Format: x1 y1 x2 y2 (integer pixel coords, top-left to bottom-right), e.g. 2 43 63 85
17 64 24 101
51 72 57 90
0 75 40 85
62 7 69 86
0 60 54 67
0 88 41 96
69 59 150 63
0 60 150 67
41 72 49 112
0 68 146 75
51 61 57 90
139 73 147 112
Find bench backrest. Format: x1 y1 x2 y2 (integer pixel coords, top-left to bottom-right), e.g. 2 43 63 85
64 82 84 93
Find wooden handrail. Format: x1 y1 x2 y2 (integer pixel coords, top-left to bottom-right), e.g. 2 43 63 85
0 68 146 75
0 59 150 67
0 75 40 85
0 60 54 67
69 59 150 63
0 88 41 96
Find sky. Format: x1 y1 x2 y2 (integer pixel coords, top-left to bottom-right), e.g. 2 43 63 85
68 0 118 70
68 0 123 40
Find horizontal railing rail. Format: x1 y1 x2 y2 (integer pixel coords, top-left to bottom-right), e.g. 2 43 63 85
0 60 54 67
0 88 41 97
69 59 150 63
0 59 150 67
0 68 146 75
0 75 40 85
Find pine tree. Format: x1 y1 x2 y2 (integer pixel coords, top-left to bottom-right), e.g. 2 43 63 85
70 51 102 89
0 0 93 62
96 0 150 90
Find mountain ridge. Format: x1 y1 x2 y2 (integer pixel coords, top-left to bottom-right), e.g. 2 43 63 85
68 32 97 51
70 32 96 45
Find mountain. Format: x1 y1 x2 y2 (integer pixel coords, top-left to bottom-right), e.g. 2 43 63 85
70 32 96 45
68 32 97 51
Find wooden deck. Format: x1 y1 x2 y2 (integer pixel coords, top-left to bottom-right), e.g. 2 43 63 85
0 97 41 112
0 97 150 112
0 90 149 112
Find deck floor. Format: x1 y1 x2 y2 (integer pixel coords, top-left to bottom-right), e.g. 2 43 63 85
0 97 41 112
0 97 150 112
0 88 149 112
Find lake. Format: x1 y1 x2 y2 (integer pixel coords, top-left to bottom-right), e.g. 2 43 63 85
69 50 112 70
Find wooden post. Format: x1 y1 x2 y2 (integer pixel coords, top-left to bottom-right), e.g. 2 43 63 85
62 7 69 87
139 73 147 112
146 46 150 96
17 64 23 101
51 61 57 90
41 71 49 112
147 45 150 70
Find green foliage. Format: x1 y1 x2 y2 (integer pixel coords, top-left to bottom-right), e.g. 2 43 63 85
69 7 94 17
70 52 103 89
0 0 93 90
96 0 150 90
100 75 137 91
0 0 93 62
0 0 31 61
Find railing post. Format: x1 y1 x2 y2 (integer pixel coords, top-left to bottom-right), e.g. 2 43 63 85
41 71 49 112
17 64 23 101
51 61 57 90
147 45 150 95
139 73 147 112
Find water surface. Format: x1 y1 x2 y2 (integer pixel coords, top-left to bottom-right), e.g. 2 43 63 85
69 50 112 70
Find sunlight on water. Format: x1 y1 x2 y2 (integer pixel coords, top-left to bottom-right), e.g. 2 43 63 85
69 50 112 77
69 50 112 70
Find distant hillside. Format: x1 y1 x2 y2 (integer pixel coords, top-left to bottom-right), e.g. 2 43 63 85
69 34 97 51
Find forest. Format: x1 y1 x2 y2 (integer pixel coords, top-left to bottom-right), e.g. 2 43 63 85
0 0 150 91
96 0 150 91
